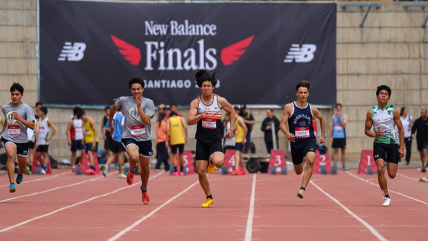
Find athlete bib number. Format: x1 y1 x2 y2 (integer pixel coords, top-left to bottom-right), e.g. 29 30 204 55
334 125 343 132
295 127 310 138
202 118 216 129
7 125 20 136
131 125 146 136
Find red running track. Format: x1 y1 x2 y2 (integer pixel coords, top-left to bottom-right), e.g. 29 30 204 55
0 168 427 241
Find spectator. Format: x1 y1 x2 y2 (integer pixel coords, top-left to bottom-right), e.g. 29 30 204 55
36 107 57 174
35 101 42 119
231 107 248 175
261 109 280 153
223 113 235 151
166 111 188 176
66 106 85 172
166 104 183 118
101 106 113 160
400 107 413 165
155 112 169 172
154 103 166 164
330 103 348 171
158 103 166 114
240 104 255 154
411 109 428 172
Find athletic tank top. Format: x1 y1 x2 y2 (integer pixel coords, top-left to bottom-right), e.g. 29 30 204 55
169 116 185 145
288 102 316 148
400 115 412 138
27 124 35 142
84 117 99 143
332 113 346 139
38 117 50 145
371 104 399 144
72 118 84 141
234 116 246 143
195 94 223 141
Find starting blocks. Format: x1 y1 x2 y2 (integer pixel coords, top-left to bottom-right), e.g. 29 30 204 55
268 150 287 175
358 150 377 175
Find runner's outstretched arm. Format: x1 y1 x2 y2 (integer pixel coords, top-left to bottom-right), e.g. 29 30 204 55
311 106 325 144
365 111 382 138
187 99 202 125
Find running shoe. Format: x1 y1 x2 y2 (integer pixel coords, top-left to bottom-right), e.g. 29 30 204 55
40 168 46 175
126 171 134 185
207 160 215 174
230 169 240 175
179 171 185 176
85 169 95 175
239 170 247 175
16 172 23 184
72 167 75 172
422 166 427 173
201 198 214 208
172 172 179 176
342 166 349 171
155 169 162 172
297 189 305 199
25 166 32 175
9 183 16 193
382 197 391 207
102 166 107 177
142 192 150 205
117 173 126 178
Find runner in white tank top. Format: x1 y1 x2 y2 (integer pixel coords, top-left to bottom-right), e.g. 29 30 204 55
36 107 57 174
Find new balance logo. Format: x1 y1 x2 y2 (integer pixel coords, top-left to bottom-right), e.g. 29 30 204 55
283 44 316 63
58 42 86 61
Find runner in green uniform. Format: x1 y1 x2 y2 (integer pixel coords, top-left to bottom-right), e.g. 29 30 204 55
364 85 404 207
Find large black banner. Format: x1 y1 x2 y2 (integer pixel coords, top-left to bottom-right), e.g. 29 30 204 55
40 0 336 106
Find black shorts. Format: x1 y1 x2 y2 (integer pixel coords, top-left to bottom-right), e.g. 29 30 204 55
245 132 252 149
37 145 49 153
111 140 125 153
121 138 153 158
70 140 85 152
224 146 235 152
290 140 316 165
416 139 428 152
2 139 29 157
28 141 35 150
170 144 184 154
332 138 346 149
86 142 99 153
104 132 113 150
196 139 223 161
373 143 399 164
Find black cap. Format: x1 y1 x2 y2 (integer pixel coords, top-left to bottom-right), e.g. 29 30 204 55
241 104 247 110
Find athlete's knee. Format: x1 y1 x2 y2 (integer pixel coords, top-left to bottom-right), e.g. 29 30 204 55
294 169 303 175
198 168 207 176
388 172 396 179
6 153 15 160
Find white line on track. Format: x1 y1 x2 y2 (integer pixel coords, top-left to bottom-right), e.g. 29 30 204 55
396 173 420 181
311 181 388 241
0 172 164 233
0 171 71 188
346 171 428 206
107 179 199 241
0 172 117 203
244 174 256 241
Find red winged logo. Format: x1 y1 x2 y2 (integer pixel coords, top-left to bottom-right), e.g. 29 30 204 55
221 36 254 66
111 35 141 66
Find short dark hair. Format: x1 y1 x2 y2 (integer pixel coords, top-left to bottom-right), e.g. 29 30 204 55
129 77 145 89
195 69 217 88
376 85 391 97
295 80 311 92
267 108 273 113
40 106 48 115
335 103 342 108
77 110 86 119
234 106 240 111
117 107 122 111
104 106 111 111
170 104 177 108
73 107 82 115
400 107 406 116
35 102 42 107
170 111 177 117
10 83 24 94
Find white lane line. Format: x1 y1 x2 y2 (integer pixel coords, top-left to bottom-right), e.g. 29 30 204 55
311 181 388 241
0 172 164 233
346 171 428 206
0 172 71 188
107 180 199 241
244 174 257 241
0 172 117 203
396 173 420 182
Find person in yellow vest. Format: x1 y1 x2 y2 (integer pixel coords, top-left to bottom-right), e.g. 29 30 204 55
166 111 188 176
231 107 248 175
78 110 99 175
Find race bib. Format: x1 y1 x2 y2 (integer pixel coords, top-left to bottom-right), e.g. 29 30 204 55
295 127 310 138
202 118 216 129
85 130 90 135
39 126 46 135
131 125 146 136
334 125 343 132
7 125 20 136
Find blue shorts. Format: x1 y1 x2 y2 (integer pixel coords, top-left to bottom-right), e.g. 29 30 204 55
2 138 29 157
235 142 244 152
71 140 85 152
121 138 153 158
86 142 98 153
